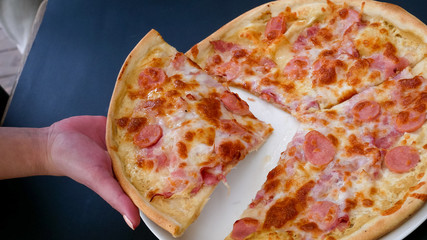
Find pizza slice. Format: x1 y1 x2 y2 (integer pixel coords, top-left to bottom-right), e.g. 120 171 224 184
187 0 427 116
227 61 427 239
106 29 273 237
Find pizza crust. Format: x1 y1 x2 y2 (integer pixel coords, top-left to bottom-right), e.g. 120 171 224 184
357 0 427 44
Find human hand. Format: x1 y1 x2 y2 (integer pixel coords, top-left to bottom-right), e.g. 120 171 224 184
45 115 140 230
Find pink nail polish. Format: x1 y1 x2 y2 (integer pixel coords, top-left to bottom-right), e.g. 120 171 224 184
123 215 135 230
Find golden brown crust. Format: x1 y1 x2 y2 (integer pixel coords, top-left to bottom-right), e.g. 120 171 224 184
342 185 427 240
355 0 427 43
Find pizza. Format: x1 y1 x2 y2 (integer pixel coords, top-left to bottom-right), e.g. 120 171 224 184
106 0 427 239
184 0 427 239
105 29 273 237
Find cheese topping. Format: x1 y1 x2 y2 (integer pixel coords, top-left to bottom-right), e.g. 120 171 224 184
115 51 272 200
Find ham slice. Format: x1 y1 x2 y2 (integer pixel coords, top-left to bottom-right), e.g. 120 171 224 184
385 146 420 173
265 15 287 40
221 91 251 115
133 124 163 148
394 110 426 132
230 217 259 240
211 40 240 53
303 130 336 166
369 54 409 80
138 67 167 87
351 100 381 121
307 201 339 230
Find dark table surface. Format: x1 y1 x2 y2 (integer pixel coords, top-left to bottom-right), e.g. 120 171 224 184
1 0 427 239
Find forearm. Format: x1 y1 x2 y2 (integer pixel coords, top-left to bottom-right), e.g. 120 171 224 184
0 116 140 229
0 127 50 179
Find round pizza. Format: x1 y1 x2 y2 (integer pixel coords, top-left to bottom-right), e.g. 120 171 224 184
107 0 427 239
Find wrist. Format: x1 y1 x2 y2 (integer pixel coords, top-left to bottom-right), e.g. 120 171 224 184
20 126 51 177
37 126 52 176
0 126 51 179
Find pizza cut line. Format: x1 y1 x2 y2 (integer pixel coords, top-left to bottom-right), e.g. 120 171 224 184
106 0 427 239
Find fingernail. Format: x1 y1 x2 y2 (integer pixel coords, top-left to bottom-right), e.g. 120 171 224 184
123 215 135 230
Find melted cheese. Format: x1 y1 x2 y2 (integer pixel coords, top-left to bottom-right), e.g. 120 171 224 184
114 49 272 201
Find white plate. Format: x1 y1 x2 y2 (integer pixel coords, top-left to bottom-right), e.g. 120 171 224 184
141 88 427 240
